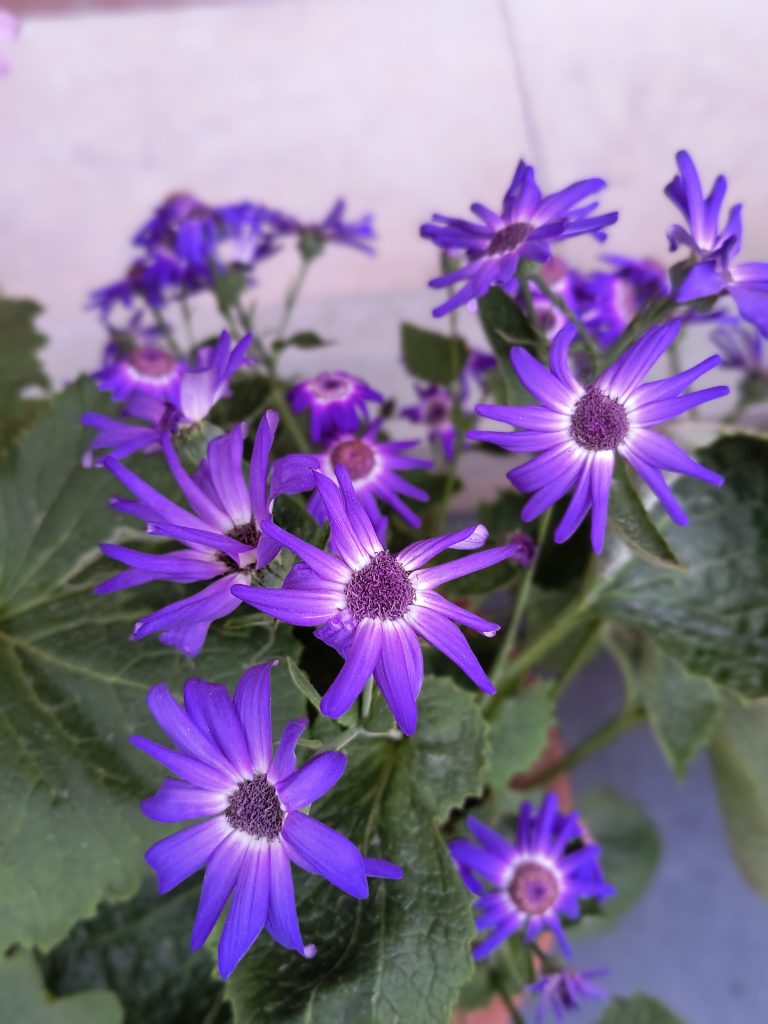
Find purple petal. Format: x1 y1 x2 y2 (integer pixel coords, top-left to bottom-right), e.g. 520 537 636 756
314 472 376 569
190 832 247 950
281 812 368 898
183 679 253 779
276 751 347 810
134 574 246 654
320 619 383 720
449 837 508 884
589 452 614 554
631 354 722 405
100 544 222 583
161 434 232 532
146 816 229 893
397 524 489 571
416 590 500 639
232 581 343 626
268 718 309 783
474 403 566 431
621 448 688 525
269 453 320 501
233 663 274 774
510 347 576 413
676 260 725 301
407 606 495 694
373 624 420 735
141 778 228 822
599 321 681 400
413 543 522 591
205 425 252 525
130 735 236 790
265 844 305 954
633 386 729 425
467 816 516 860
553 461 593 544
104 455 208 533
628 430 724 486
363 856 404 880
146 683 225 765
472 917 520 961
258 520 350 583
218 842 270 978
335 465 383 557
249 410 278 517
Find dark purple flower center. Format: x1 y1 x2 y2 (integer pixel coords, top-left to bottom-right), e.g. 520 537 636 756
570 388 629 451
129 347 176 378
345 551 414 621
330 439 375 481
509 861 560 915
225 774 283 840
488 222 532 256
425 397 451 425
218 520 261 572
310 373 353 401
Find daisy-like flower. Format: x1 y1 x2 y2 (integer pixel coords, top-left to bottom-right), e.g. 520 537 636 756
449 794 613 959
420 160 618 317
134 662 402 979
468 321 729 553
95 414 317 656
308 421 431 538
83 330 252 463
575 257 669 347
94 342 184 404
665 150 741 259
232 467 525 735
527 968 607 1022
401 383 456 461
288 371 383 444
274 199 376 258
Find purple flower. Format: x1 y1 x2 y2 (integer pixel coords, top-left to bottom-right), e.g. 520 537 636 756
0 9 19 75
449 794 613 959
420 160 618 316
88 253 182 321
214 201 280 268
273 199 376 257
308 422 431 537
665 150 741 258
676 241 768 337
94 342 184 404
527 969 607 1021
133 661 402 978
460 349 498 403
232 467 524 735
574 257 669 347
95 414 318 656
712 320 766 372
402 384 456 461
288 371 383 444
178 330 252 422
468 322 728 553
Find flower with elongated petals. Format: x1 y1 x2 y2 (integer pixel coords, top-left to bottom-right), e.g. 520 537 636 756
96 414 317 655
420 160 618 316
0 9 19 75
401 383 456 461
134 662 402 978
665 150 741 258
712 320 766 373
273 199 376 258
527 969 607 1021
676 238 768 337
308 421 431 538
450 795 613 959
288 371 383 444
574 257 669 347
232 467 525 735
88 253 181 321
94 342 184 404
468 321 729 553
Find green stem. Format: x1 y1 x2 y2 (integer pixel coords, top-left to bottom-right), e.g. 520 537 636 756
268 384 310 452
147 303 182 357
489 508 553 688
276 258 311 340
489 969 524 1024
532 274 599 364
180 294 196 351
518 277 550 358
520 706 646 788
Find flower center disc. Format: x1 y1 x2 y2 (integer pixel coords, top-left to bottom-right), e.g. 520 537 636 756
310 373 353 401
330 439 375 481
570 388 629 452
509 861 560 916
488 222 532 256
225 774 283 840
218 520 261 572
129 347 176 377
345 551 414 621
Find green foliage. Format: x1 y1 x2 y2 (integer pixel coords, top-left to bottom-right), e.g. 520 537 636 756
608 460 682 570
227 676 487 1024
1 950 122 1024
0 380 302 950
597 994 685 1023
577 790 660 935
41 877 231 1024
485 684 553 790
400 322 468 385
273 330 330 353
596 437 768 698
477 287 536 403
710 693 768 898
641 649 721 778
0 297 50 448
208 374 271 429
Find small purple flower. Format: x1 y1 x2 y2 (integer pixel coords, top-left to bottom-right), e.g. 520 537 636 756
133 661 402 978
288 371 383 444
95 414 317 656
420 160 618 317
273 199 376 257
88 253 182 321
0 9 19 75
574 257 669 347
527 969 607 1021
712 320 766 372
468 322 728 553
402 384 456 461
449 794 613 959
232 467 525 735
676 241 768 337
178 330 252 422
308 422 431 537
665 150 741 258
214 201 280 268
460 349 498 403
94 343 184 404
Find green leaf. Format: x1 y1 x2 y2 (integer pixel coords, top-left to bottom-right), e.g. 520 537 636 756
576 790 660 935
1 950 121 1024
273 331 330 353
597 994 685 1024
595 437 768 698
642 649 722 778
212 267 248 314
400 322 468 385
0 297 50 447
0 380 303 950
476 288 536 404
227 676 487 1024
209 374 272 430
486 685 553 789
41 876 231 1024
608 460 682 569
710 693 768 898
